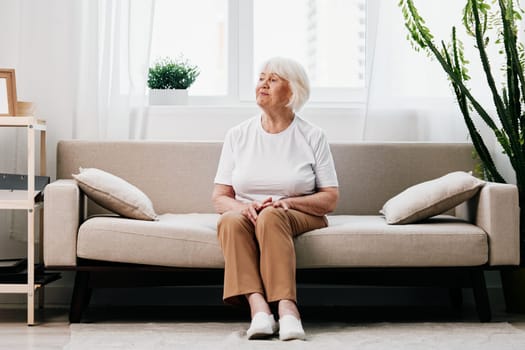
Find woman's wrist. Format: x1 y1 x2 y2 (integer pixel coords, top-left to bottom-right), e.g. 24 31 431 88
281 197 294 210
236 202 250 212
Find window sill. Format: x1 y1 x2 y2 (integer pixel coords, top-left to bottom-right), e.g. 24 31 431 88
146 101 366 111
142 103 366 141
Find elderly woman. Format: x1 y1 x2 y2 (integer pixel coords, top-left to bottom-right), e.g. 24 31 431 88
212 57 339 341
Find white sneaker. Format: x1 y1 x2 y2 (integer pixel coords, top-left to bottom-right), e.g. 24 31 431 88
279 315 306 341
246 312 278 340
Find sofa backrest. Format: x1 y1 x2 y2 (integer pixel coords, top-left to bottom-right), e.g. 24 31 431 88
57 141 476 216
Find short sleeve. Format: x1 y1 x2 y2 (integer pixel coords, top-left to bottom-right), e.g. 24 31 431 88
214 129 235 185
313 132 339 188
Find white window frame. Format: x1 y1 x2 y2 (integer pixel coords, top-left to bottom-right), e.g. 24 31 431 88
185 0 378 106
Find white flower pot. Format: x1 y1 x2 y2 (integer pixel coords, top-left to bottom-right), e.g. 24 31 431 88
149 89 188 105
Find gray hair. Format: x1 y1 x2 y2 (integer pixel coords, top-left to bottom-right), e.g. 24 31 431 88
258 57 310 111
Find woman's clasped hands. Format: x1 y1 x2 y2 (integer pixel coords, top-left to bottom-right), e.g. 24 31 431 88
241 197 291 224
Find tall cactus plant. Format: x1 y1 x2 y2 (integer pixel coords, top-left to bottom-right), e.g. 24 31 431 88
399 0 525 262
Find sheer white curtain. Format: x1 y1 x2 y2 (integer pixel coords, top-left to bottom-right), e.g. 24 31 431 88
364 0 498 142
74 0 155 139
0 0 154 243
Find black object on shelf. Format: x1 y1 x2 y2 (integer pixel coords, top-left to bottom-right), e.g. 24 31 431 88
0 258 27 273
0 272 61 285
0 173 50 191
0 263 61 284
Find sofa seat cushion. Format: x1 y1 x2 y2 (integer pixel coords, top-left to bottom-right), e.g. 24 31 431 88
77 213 225 268
77 213 488 269
295 215 488 268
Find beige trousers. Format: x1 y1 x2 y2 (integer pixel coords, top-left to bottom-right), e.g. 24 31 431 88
217 206 328 305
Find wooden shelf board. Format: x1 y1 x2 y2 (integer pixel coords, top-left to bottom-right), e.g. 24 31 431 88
0 284 29 293
0 190 43 209
0 116 46 130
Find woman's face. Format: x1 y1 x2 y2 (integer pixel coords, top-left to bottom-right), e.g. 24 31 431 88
255 70 292 110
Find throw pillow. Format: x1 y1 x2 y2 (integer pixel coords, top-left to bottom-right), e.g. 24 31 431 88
72 167 158 221
380 171 485 224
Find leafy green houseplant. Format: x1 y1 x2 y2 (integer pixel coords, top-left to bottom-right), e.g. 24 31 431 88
399 0 525 310
147 57 200 105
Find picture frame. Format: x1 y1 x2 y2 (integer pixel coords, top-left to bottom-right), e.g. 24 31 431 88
0 69 17 116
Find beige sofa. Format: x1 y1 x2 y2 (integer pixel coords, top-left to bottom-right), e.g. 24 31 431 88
43 141 520 322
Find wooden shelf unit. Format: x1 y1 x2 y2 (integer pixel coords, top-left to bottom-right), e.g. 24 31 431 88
0 116 47 325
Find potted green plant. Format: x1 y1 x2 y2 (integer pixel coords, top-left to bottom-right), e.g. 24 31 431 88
399 0 525 311
147 56 200 105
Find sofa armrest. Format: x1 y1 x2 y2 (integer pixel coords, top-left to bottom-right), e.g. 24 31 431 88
457 182 520 266
44 179 83 267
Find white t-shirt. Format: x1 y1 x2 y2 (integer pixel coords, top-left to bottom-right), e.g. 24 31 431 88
214 115 339 203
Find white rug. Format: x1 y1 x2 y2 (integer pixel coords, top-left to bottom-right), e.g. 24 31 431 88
63 322 525 350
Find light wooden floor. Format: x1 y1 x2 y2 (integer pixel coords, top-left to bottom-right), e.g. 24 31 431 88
2 302 525 350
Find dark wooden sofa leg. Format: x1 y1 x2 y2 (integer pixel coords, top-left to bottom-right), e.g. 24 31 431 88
471 270 491 322
69 271 92 323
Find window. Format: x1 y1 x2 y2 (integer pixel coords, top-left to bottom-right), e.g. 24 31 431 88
150 0 228 96
150 0 367 104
